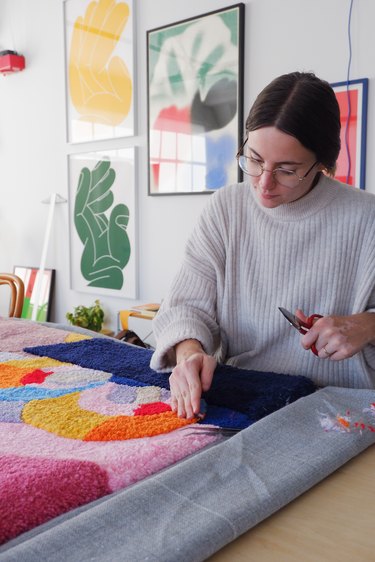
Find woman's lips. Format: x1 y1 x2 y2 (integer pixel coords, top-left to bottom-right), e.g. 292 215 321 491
260 192 278 199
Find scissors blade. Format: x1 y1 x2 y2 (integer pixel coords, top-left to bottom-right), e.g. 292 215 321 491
278 307 302 331
180 425 241 436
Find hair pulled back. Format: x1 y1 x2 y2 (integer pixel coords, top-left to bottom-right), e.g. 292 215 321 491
245 72 341 174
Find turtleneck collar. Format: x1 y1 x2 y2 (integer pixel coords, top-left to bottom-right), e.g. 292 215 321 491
248 174 343 222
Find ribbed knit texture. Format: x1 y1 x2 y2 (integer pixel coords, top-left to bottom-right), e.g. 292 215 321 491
151 175 375 389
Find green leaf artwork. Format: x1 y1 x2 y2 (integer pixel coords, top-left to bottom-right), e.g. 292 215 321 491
74 159 131 289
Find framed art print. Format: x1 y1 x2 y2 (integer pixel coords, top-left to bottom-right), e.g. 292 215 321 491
68 148 137 298
13 266 55 322
147 4 244 195
331 78 368 189
63 0 135 143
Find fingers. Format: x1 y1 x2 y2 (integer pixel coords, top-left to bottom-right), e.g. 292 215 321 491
301 320 320 352
169 352 216 419
169 367 200 419
301 317 335 358
301 314 371 360
295 308 309 323
321 346 333 358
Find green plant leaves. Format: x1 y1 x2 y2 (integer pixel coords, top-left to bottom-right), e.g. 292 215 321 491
66 299 104 332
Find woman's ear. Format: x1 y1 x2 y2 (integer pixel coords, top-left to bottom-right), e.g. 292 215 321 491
322 166 336 177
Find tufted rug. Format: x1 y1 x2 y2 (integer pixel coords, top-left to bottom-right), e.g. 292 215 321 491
0 318 316 545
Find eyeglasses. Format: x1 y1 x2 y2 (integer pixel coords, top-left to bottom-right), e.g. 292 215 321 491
236 138 318 189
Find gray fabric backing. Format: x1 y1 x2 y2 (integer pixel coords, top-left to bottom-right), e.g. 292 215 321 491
1 386 375 562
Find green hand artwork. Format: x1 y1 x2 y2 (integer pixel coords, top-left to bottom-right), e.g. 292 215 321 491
74 159 131 289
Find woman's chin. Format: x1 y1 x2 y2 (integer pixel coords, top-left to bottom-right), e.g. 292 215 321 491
256 191 282 208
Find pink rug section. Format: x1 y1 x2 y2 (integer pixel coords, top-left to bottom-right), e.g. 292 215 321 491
0 422 216 491
0 318 71 352
0 454 110 545
0 318 218 545
79 382 138 415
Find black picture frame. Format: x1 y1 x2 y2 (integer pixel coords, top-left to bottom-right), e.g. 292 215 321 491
147 4 245 195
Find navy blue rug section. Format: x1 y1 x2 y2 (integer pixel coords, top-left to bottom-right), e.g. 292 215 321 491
204 368 316 423
25 338 316 428
25 339 167 386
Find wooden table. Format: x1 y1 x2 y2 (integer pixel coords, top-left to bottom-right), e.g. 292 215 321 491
209 445 375 561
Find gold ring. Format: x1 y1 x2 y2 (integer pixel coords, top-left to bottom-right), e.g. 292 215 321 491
323 347 332 356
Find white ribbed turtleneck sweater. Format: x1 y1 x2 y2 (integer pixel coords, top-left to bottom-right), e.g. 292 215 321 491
150 175 375 389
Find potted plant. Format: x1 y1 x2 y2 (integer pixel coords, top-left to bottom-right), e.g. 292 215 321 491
66 299 104 332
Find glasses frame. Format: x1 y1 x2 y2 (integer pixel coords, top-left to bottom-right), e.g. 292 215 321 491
236 138 318 188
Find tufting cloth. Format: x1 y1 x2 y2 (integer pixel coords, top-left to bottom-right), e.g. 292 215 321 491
26 338 316 425
1 386 375 562
0 318 315 546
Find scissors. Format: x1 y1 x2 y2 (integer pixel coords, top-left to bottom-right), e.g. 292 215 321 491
278 307 323 356
180 425 242 437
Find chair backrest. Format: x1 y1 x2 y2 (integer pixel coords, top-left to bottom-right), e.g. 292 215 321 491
0 273 25 318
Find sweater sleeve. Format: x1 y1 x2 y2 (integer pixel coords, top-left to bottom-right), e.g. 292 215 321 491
365 283 375 313
362 283 375 370
362 222 375 368
150 190 228 372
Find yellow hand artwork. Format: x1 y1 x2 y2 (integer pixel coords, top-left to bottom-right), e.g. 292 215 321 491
69 0 132 126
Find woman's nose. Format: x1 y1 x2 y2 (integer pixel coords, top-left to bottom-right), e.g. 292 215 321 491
258 169 276 190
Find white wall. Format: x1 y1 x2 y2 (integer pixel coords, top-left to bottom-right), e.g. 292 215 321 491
0 0 374 330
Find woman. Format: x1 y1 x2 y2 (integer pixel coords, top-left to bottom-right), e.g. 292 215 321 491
150 72 375 419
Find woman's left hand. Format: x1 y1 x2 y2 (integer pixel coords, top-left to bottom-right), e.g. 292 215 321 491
296 309 375 360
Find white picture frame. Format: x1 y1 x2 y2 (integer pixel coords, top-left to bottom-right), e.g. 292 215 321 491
68 148 137 298
63 0 135 143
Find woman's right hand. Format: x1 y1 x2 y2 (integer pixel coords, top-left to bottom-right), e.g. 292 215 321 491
170 339 217 419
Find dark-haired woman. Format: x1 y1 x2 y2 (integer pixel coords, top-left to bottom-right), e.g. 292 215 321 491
150 72 375 419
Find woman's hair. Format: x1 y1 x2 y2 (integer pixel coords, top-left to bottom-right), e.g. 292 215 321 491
245 72 341 174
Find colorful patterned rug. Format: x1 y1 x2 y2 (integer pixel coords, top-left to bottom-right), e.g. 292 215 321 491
0 319 316 545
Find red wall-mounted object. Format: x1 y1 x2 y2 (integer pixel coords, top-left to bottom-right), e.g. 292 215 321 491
0 52 25 75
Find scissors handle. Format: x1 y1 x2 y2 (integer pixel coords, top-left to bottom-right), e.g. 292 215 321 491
299 314 323 355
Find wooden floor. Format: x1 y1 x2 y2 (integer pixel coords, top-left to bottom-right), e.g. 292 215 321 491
208 445 375 561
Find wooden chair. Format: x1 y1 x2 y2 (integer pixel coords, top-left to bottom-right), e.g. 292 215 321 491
0 273 25 318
